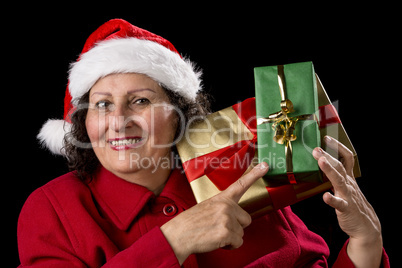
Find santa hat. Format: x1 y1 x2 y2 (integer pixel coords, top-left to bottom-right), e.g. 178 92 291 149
37 18 202 155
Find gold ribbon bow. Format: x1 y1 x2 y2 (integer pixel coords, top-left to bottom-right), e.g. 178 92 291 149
257 65 315 184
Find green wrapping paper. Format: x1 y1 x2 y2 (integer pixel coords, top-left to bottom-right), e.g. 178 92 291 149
254 61 321 185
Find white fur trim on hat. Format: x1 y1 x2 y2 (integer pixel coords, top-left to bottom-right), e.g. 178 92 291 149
37 119 72 155
68 37 202 104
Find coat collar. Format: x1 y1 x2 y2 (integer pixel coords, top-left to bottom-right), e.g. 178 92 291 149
88 166 196 231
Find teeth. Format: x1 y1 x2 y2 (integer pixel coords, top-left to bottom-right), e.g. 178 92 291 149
110 138 141 146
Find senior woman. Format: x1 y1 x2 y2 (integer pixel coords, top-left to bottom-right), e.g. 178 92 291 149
18 19 389 267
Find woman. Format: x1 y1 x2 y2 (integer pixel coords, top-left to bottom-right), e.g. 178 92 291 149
18 19 389 267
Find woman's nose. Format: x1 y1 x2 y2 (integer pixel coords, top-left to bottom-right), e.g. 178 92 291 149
110 115 130 133
109 106 136 133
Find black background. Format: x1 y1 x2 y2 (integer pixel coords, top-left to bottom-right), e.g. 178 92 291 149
8 4 397 267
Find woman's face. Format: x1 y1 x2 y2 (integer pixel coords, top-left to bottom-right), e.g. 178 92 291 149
85 73 177 178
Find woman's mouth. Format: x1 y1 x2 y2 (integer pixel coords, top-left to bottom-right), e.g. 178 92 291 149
108 137 144 150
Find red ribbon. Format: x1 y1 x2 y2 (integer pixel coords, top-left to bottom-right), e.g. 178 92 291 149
182 98 341 191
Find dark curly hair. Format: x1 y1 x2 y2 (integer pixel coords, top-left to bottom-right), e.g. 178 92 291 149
63 86 212 181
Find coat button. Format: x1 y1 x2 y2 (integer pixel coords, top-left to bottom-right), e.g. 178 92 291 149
163 204 177 216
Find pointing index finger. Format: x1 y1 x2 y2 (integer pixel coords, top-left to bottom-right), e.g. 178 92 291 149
223 162 269 203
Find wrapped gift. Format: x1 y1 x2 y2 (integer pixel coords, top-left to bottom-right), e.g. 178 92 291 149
255 62 321 185
255 62 360 185
176 62 360 218
176 98 263 212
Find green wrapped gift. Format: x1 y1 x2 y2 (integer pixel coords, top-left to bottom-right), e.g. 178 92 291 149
254 61 321 186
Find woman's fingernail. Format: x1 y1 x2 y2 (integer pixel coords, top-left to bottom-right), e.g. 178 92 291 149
324 135 332 142
257 162 268 170
313 147 323 158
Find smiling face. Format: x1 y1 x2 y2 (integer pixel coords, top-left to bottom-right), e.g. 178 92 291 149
85 73 178 186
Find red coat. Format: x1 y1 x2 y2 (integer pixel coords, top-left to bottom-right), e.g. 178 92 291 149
18 167 389 267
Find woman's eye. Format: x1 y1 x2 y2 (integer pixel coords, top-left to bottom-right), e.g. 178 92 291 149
133 98 150 105
95 100 113 110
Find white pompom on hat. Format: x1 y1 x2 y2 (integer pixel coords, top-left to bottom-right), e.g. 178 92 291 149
37 18 202 155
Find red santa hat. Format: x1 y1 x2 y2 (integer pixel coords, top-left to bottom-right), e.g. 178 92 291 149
37 18 202 155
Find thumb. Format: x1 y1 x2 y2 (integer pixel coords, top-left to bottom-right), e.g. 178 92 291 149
223 162 269 203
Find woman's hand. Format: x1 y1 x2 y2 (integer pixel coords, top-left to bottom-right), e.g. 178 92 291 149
313 136 383 268
161 162 269 265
